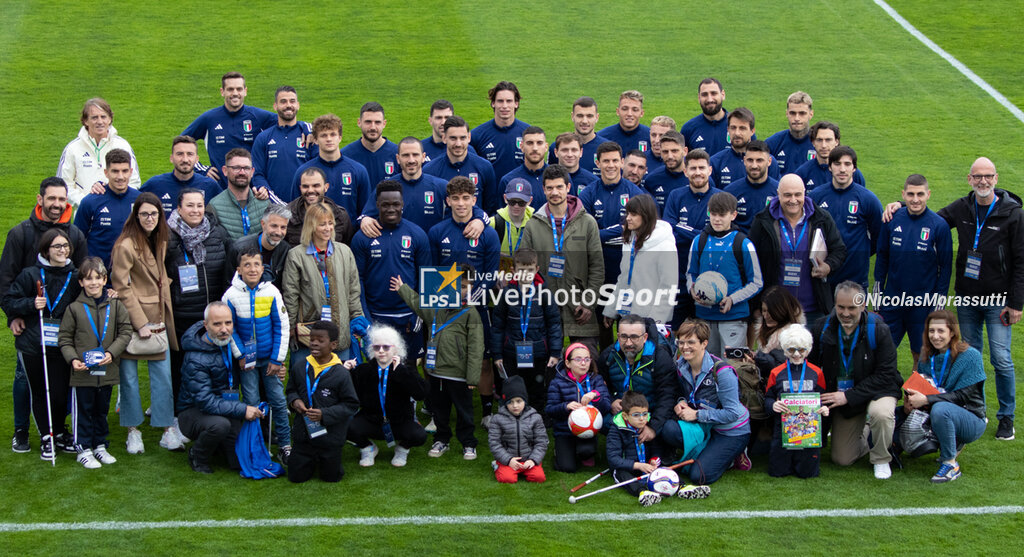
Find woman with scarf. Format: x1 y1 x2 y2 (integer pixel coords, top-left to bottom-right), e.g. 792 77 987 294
165 188 231 417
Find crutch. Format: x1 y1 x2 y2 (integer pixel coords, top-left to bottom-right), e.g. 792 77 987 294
37 280 56 467
568 459 694 503
569 468 610 493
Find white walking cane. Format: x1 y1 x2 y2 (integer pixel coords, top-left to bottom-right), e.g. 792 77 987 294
37 280 57 466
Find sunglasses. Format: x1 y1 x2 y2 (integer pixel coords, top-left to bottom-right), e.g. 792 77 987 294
507 199 528 207
372 345 394 352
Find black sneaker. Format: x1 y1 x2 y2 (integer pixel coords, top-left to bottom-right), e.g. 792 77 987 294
12 430 29 454
277 445 291 466
188 447 213 474
40 436 55 461
996 416 1015 440
55 432 77 453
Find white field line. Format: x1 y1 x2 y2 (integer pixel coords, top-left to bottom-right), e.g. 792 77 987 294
874 0 1024 124
0 505 1022 533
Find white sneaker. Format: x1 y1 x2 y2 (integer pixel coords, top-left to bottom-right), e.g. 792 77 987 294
94 446 117 465
463 446 477 460
874 463 892 480
425 419 437 434
160 428 184 451
427 441 449 457
391 446 410 467
77 449 101 469
173 417 191 444
638 490 662 507
359 443 379 467
126 429 144 455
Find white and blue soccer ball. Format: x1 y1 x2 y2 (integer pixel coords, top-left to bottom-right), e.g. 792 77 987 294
693 271 728 306
646 467 680 496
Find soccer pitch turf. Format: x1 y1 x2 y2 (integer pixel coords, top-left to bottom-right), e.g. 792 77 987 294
1 1 1023 554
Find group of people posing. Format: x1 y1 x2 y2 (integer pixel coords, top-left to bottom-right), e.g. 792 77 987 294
2 73 1019 494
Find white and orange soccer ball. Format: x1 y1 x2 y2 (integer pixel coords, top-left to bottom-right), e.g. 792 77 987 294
568 406 603 438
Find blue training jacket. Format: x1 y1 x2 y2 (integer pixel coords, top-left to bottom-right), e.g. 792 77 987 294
251 121 316 203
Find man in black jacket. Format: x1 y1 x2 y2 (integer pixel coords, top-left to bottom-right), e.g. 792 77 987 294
228 203 292 291
749 174 846 325
1 177 89 453
809 281 903 480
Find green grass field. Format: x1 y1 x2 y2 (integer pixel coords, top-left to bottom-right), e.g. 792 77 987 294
2 1 1024 555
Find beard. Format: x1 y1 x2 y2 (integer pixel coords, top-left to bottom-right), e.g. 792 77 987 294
701 101 722 117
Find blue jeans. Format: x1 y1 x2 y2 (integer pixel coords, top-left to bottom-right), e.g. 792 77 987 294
930 402 986 462
240 361 291 446
13 358 30 430
119 352 173 428
663 420 749 485
958 304 1014 419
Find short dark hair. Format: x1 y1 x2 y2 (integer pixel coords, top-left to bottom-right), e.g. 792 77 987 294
399 136 422 149
105 148 131 167
177 187 205 208
301 167 328 183
572 96 597 110
745 140 770 156
221 71 244 86
224 148 251 162
274 85 297 101
618 314 648 329
443 115 467 134
809 121 841 142
430 99 454 116
829 145 857 168
685 149 710 165
904 173 928 190
376 179 403 200
78 256 107 280
488 81 521 105
309 320 340 342
698 77 723 93
447 176 476 197
596 141 622 160
728 107 755 128
620 391 649 412
554 132 582 150
38 228 72 259
542 164 570 186
360 101 385 118
236 245 262 263
522 125 545 139
676 318 711 343
40 177 68 196
660 131 685 147
625 149 646 161
708 191 738 215
172 135 196 149
513 247 538 266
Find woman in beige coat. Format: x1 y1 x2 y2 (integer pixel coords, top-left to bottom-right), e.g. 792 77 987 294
110 192 182 455
282 202 363 371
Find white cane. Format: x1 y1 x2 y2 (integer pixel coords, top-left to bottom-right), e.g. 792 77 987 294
37 280 56 467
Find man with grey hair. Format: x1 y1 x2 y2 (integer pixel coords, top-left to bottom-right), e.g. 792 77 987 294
228 203 293 289
178 301 265 474
808 281 902 479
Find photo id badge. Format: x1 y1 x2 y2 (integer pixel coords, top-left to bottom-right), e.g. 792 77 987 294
382 421 396 447
42 318 60 347
964 251 982 280
515 341 534 368
837 379 854 392
178 264 199 293
222 389 240 401
242 340 257 371
84 348 106 376
320 304 332 321
304 415 327 438
616 293 632 316
548 254 566 278
783 258 802 287
425 341 438 371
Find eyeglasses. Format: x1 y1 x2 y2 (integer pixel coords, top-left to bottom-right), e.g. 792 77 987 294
785 347 809 353
507 199 527 207
372 344 393 352
618 334 645 341
225 165 253 172
50 243 71 251
629 411 650 419
969 174 996 181
570 357 592 364
138 211 160 220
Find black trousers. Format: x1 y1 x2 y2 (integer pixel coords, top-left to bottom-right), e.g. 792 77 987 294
553 434 597 473
178 406 242 470
612 468 646 496
347 414 427 449
19 349 70 438
287 439 343 483
71 385 113 450
428 375 476 448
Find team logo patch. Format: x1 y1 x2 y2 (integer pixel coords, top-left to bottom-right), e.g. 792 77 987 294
620 194 629 207
515 182 525 193
296 137 303 148
469 238 479 248
425 191 434 204
516 137 522 150
594 153 599 166
848 201 859 214
402 236 412 249
342 173 353 186
921 227 930 241
639 141 648 152
469 173 480 186
807 150 816 161
384 161 395 175
243 120 253 133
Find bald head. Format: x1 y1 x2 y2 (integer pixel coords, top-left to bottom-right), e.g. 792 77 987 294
778 173 805 193
777 174 806 220
204 302 234 345
968 157 998 203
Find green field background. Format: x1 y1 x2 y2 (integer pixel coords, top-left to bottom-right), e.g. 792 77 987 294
1 1 1023 554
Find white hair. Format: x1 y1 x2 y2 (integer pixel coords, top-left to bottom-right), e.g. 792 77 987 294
367 323 407 362
778 323 813 353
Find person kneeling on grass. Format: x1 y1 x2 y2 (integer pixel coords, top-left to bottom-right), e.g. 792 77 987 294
58 257 134 469
178 302 265 474
764 324 828 479
608 390 710 506
899 310 986 484
345 323 428 468
488 375 547 483
286 320 359 483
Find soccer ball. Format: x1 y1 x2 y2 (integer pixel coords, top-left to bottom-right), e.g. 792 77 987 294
647 467 680 496
693 271 728 306
568 406 603 438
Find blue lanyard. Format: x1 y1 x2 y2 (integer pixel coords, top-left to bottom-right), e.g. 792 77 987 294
786 360 807 393
622 355 636 393
314 249 330 300
931 349 950 389
431 307 470 340
248 286 258 341
780 218 808 255
688 368 706 406
573 374 592 401
82 304 110 346
550 213 568 253
207 334 234 389
378 365 390 420
182 249 191 265
973 200 996 250
240 205 251 235
506 221 523 255
39 268 72 315
628 423 645 462
304 362 331 408
627 238 638 285
519 291 533 339
837 325 860 377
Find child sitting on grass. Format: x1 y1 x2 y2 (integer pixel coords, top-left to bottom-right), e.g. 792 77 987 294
546 342 611 472
488 375 547 483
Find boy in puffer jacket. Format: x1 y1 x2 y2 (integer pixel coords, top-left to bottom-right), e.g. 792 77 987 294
488 375 548 483
222 246 291 462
